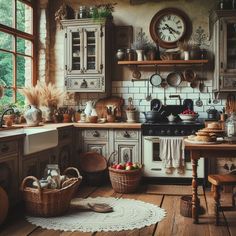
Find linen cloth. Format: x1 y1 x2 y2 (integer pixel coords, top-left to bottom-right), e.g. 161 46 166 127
159 137 185 168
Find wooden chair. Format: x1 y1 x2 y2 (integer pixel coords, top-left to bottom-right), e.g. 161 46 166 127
208 174 236 225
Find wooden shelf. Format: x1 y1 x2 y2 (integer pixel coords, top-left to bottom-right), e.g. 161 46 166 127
117 59 208 65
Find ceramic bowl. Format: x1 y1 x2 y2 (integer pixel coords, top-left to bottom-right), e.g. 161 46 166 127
179 114 198 122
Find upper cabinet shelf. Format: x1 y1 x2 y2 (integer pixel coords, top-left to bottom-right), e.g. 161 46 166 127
117 59 208 66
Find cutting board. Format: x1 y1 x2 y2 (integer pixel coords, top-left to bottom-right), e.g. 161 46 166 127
95 97 124 120
0 186 9 225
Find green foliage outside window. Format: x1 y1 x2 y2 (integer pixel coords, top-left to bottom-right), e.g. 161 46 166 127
0 0 33 109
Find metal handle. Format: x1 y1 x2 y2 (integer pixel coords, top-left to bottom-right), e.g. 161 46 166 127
123 131 130 138
92 131 100 137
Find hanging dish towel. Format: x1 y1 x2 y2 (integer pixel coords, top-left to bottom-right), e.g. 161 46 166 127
159 137 185 169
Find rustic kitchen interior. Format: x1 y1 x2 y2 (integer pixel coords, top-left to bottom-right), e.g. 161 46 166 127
1 0 236 235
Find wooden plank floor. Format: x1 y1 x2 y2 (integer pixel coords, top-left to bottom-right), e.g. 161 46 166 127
0 184 236 236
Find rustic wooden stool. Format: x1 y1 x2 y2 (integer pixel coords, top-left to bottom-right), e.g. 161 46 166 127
208 174 236 225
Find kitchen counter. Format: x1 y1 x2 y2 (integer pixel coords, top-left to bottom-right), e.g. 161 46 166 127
0 122 142 139
74 122 142 129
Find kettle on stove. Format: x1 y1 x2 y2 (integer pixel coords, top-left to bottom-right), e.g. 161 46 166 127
206 106 219 120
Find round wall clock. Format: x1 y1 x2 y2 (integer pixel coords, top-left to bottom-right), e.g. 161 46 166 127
149 8 191 49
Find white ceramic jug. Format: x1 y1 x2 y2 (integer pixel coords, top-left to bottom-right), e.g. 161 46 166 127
84 101 93 116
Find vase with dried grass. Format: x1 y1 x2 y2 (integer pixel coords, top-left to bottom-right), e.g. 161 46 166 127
21 85 42 126
37 82 64 123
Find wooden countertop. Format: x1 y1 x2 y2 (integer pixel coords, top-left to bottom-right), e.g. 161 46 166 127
0 122 141 140
74 122 142 129
184 140 236 150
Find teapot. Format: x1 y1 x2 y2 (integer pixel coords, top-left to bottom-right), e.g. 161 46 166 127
84 100 94 116
206 106 219 120
167 113 176 122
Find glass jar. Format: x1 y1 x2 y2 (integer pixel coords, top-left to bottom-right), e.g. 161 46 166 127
44 164 60 179
126 49 135 61
225 112 236 137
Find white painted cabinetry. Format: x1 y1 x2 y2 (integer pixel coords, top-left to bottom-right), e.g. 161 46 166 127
61 18 112 93
79 128 141 164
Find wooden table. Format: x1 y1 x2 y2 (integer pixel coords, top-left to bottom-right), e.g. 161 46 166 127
184 141 236 224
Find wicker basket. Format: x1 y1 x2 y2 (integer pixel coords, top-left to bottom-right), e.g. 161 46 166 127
20 167 82 217
108 167 142 193
79 151 116 186
180 196 203 218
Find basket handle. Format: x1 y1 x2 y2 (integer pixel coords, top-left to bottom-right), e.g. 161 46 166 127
63 167 82 180
61 177 81 189
107 151 117 167
20 176 42 201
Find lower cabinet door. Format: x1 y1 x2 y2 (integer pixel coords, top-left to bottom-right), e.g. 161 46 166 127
114 142 139 163
0 156 19 205
22 157 38 179
58 145 71 172
82 141 109 158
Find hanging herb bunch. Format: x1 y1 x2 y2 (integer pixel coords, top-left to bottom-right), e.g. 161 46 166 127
92 3 117 20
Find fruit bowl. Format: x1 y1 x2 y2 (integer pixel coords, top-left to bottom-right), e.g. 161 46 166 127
179 114 199 122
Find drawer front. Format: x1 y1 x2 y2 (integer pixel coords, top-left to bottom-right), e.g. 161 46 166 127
83 129 109 140
114 130 139 141
0 141 18 157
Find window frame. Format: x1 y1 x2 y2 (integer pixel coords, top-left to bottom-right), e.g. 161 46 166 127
0 0 37 103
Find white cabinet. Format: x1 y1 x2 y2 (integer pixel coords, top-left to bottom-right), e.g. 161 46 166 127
61 18 112 93
78 128 141 164
114 130 141 163
211 10 236 92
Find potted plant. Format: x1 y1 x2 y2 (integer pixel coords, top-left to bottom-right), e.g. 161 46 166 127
91 3 117 20
131 30 149 61
145 41 158 60
37 82 64 123
20 84 42 126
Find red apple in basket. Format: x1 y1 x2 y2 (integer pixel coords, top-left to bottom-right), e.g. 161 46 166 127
125 161 133 167
111 164 117 169
116 164 124 170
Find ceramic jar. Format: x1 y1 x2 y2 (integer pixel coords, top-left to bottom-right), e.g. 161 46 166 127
136 49 144 61
116 49 126 60
24 105 42 126
126 110 136 123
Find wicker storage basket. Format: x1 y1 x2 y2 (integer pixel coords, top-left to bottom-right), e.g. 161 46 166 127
20 167 82 217
180 195 192 217
180 196 203 218
79 151 116 186
108 167 142 193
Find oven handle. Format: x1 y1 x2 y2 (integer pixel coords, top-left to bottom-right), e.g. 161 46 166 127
144 137 160 142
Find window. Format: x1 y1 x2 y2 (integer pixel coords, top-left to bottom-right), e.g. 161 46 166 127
0 0 36 106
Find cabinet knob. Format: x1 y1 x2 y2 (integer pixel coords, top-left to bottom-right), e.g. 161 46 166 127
1 144 9 153
123 131 130 138
92 131 100 137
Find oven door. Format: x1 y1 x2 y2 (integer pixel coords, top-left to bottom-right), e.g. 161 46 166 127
142 136 204 178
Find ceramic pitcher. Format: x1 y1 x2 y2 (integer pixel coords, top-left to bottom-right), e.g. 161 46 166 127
84 101 94 116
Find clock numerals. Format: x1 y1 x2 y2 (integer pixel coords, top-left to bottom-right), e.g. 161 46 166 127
150 8 189 48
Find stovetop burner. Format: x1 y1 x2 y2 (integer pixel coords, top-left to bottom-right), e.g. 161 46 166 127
141 120 204 136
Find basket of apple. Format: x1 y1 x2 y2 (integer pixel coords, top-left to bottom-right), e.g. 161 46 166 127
108 162 143 193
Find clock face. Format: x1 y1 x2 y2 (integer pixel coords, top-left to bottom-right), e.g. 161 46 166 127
150 8 190 49
156 14 185 43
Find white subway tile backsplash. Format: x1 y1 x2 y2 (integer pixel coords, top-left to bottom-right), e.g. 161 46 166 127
111 80 227 121
129 87 140 93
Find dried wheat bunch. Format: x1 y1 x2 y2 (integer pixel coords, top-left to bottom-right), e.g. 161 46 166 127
20 84 41 107
37 82 64 108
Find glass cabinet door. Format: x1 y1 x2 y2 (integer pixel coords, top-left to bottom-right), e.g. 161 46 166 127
83 26 102 74
221 18 236 73
67 26 102 75
68 28 83 73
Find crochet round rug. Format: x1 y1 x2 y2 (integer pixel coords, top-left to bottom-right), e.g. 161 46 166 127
26 197 166 232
